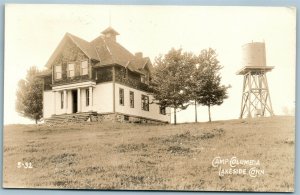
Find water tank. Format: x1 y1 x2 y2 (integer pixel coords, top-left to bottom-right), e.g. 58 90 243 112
242 42 266 67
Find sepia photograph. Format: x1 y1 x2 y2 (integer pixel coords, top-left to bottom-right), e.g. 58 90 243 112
3 4 296 192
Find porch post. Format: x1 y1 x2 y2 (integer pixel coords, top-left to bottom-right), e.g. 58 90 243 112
89 86 93 111
63 90 67 113
53 91 56 115
77 88 81 113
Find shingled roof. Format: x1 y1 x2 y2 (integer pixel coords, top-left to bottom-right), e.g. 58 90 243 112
126 57 153 72
91 35 135 66
45 27 152 74
67 33 99 60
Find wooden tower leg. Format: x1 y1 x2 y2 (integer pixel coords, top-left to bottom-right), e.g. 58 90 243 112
247 72 252 118
240 71 274 119
263 73 274 116
240 75 246 118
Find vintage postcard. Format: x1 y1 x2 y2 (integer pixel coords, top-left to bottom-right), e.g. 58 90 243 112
3 4 296 191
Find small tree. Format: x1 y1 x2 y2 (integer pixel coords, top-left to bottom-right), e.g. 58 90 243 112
196 48 229 122
151 48 196 124
16 66 43 124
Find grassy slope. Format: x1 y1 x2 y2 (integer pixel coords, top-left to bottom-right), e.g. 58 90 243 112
3 116 295 191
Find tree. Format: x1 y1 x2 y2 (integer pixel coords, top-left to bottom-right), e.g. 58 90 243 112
151 48 196 125
196 48 229 122
16 66 43 124
186 62 204 123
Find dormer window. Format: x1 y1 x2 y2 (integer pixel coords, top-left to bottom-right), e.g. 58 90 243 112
81 61 88 75
55 65 62 80
67 63 75 77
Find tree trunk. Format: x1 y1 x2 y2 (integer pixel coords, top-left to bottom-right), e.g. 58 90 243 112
208 105 211 122
174 107 177 125
35 118 38 124
194 100 197 123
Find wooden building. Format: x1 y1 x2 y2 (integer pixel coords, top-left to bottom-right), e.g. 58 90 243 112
40 27 170 123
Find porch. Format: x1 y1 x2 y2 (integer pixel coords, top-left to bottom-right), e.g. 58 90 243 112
51 81 96 115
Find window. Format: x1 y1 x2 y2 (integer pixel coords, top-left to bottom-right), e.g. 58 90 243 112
68 63 75 77
119 88 124 106
159 106 166 115
81 61 88 75
141 75 145 83
141 95 149 111
60 91 64 109
130 91 134 108
123 68 127 79
145 72 150 85
55 65 62 79
86 89 89 106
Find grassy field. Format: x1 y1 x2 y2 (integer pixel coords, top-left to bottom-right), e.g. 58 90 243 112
3 116 295 191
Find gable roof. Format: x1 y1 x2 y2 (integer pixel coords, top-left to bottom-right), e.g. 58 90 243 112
67 33 99 60
45 27 152 74
45 33 99 68
126 57 153 73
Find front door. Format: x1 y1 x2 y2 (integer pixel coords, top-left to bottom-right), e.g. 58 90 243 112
72 90 78 113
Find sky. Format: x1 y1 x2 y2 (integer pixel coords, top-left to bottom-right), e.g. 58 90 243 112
4 4 296 124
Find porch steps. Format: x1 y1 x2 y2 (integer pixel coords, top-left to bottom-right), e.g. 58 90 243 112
44 112 97 124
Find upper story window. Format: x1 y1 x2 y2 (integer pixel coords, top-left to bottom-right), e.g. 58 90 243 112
130 91 134 108
55 65 62 80
120 68 127 79
119 88 124 106
81 61 88 75
67 63 75 77
141 75 146 83
124 68 128 79
159 106 166 115
145 72 150 85
141 95 149 111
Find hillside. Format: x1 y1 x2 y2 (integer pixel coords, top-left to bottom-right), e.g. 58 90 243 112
3 116 295 191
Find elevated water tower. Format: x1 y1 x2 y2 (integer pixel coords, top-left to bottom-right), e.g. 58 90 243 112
237 42 274 118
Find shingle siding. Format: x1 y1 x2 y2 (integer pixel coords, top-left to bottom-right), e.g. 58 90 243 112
51 37 90 86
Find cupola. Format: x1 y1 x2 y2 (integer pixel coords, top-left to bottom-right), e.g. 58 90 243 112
101 26 120 42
